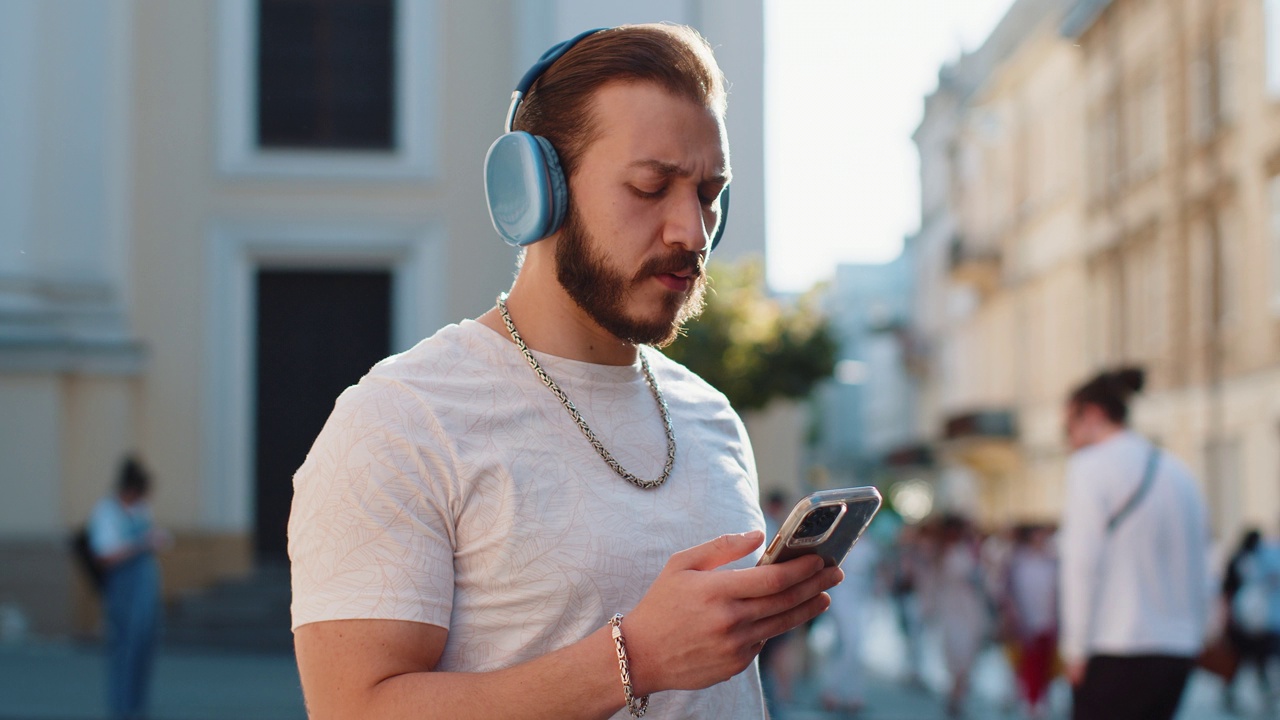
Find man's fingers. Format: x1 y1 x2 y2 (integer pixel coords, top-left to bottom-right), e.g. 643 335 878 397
672 530 765 572
750 591 833 644
756 565 843 613
720 553 827 599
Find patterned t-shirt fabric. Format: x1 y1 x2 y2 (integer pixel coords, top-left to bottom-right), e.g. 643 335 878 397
289 319 767 718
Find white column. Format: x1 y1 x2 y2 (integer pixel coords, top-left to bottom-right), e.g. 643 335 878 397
0 0 40 289
0 0 136 354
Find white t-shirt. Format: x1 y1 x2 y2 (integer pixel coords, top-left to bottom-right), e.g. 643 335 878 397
88 496 151 558
1059 431 1211 663
289 320 767 719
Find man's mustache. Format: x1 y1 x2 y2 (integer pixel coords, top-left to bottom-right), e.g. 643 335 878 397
636 251 705 281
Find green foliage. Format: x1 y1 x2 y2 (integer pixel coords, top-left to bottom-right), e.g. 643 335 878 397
662 258 838 411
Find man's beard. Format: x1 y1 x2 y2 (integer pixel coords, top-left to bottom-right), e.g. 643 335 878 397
555 205 707 348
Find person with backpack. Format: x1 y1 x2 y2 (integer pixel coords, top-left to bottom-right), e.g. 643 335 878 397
88 456 171 720
1059 368 1212 720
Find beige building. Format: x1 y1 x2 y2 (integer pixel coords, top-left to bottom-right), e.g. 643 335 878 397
913 0 1280 537
0 0 767 637
912 0 1086 526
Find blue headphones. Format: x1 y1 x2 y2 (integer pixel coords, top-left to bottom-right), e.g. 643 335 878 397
483 28 730 250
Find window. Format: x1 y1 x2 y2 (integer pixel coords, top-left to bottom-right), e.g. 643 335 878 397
1130 75 1164 178
1087 101 1121 201
1216 208 1240 327
1188 218 1213 342
1189 47 1214 143
1103 103 1121 193
257 0 396 150
217 0 439 177
1218 16 1237 123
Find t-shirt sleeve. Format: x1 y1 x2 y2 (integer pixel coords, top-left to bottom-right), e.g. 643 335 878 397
88 500 129 558
288 378 459 632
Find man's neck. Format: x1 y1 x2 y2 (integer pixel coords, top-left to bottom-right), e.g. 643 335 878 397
477 279 639 366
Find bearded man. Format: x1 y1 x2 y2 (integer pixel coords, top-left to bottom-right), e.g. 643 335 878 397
288 24 842 719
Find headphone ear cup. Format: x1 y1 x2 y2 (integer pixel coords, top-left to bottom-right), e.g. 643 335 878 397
533 135 568 238
710 184 730 252
484 132 566 246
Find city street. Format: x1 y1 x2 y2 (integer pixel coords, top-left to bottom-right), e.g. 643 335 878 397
0 598 1266 720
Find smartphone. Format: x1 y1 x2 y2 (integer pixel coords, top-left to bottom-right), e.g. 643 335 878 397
756 486 882 568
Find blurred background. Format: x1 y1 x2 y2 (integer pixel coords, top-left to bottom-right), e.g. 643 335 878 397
3 0 1279 718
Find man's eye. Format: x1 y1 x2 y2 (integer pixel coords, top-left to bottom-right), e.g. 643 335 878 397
631 186 665 199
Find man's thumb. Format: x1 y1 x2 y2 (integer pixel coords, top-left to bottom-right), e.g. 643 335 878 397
673 530 765 572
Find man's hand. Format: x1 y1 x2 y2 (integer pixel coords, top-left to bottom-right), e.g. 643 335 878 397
622 530 843 695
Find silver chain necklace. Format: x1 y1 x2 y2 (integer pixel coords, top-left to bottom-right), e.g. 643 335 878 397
496 294 675 490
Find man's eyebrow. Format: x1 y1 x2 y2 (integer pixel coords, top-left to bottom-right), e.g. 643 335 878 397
629 159 731 184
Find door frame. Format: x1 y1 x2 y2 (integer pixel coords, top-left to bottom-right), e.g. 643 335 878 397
203 219 444 533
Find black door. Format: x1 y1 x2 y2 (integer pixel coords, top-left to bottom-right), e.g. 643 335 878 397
254 269 392 560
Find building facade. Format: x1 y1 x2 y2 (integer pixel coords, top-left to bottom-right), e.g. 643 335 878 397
0 0 767 636
913 0 1280 538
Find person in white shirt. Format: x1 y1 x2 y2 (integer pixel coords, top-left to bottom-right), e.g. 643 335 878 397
289 24 844 720
1059 367 1211 720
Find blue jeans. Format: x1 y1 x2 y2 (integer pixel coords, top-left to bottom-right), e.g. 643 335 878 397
104 554 160 720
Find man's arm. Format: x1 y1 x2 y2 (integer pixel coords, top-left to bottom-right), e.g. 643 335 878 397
295 531 841 720
1059 458 1106 684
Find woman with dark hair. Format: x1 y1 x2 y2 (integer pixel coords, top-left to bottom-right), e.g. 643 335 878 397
1059 368 1211 720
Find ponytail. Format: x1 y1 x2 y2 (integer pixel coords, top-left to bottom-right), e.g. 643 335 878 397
1068 366 1145 425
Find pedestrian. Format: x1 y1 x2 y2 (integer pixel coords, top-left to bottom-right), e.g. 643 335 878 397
288 25 844 719
1220 529 1270 711
820 536 880 715
887 524 927 689
88 455 171 720
759 491 798 709
1004 524 1058 719
1059 367 1211 720
931 514 990 718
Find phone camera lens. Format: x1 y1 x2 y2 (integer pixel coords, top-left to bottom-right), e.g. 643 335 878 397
794 505 841 539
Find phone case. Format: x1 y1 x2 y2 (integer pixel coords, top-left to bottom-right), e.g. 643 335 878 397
757 486 882 568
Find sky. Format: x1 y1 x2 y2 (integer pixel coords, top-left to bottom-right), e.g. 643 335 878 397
764 0 1018 293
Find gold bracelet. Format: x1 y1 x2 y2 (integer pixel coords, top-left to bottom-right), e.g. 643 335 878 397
607 613 649 717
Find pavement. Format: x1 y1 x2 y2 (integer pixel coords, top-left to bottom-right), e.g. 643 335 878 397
0 642 305 720
0 598 1274 719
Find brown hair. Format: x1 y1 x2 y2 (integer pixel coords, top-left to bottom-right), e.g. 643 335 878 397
1069 367 1145 425
512 24 727 181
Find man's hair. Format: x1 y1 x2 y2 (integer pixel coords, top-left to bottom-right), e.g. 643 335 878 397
1068 367 1145 425
512 24 727 182
117 455 151 497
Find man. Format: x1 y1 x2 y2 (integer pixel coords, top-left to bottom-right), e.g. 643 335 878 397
289 25 842 719
1059 368 1210 720
89 456 170 720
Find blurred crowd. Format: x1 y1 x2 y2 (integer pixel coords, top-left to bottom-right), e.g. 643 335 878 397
760 509 1280 719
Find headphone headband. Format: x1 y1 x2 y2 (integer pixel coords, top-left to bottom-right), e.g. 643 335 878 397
505 27 608 133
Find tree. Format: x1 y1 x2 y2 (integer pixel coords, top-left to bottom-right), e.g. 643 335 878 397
662 258 838 412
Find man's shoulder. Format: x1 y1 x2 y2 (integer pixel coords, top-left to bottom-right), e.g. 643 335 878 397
371 320 498 377
323 320 507 427
645 349 732 408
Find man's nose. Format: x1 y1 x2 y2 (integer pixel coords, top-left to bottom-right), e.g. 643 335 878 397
662 189 711 254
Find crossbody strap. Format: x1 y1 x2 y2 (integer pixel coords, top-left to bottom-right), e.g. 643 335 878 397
1106 445 1161 533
